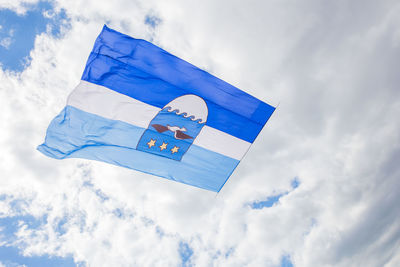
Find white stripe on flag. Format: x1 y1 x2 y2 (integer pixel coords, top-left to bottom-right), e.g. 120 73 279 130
67 81 160 129
67 80 251 160
194 127 250 160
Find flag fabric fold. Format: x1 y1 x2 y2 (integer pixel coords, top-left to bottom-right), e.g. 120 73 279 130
38 25 275 192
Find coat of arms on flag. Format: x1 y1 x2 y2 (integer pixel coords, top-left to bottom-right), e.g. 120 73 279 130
38 25 275 192
137 94 208 161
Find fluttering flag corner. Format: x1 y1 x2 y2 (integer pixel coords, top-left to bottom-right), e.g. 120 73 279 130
38 25 275 192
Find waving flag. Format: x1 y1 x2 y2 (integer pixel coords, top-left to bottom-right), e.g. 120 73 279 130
38 25 275 192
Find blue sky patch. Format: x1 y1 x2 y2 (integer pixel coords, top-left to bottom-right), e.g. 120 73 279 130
291 177 300 189
250 178 300 209
0 215 46 243
179 242 193 267
0 246 78 267
55 216 69 235
251 194 283 209
0 1 68 72
280 254 294 267
144 14 161 29
0 215 80 266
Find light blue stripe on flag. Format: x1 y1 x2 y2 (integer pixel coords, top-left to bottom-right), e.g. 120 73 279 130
38 106 239 192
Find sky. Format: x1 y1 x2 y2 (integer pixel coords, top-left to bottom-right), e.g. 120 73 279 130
0 0 399 266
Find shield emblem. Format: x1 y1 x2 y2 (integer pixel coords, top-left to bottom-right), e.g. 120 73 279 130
136 94 208 161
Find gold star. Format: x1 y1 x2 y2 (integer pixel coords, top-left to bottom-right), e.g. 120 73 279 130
159 142 168 151
147 139 156 148
171 146 179 154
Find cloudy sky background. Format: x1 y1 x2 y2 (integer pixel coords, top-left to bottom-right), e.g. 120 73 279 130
0 0 399 266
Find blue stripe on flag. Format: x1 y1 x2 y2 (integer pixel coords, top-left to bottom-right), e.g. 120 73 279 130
38 106 239 192
81 25 275 143
81 53 264 143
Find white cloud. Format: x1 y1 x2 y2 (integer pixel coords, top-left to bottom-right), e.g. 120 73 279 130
0 0 400 266
0 29 14 49
0 36 12 49
0 0 40 15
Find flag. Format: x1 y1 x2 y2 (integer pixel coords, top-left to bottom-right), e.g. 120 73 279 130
38 25 275 192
